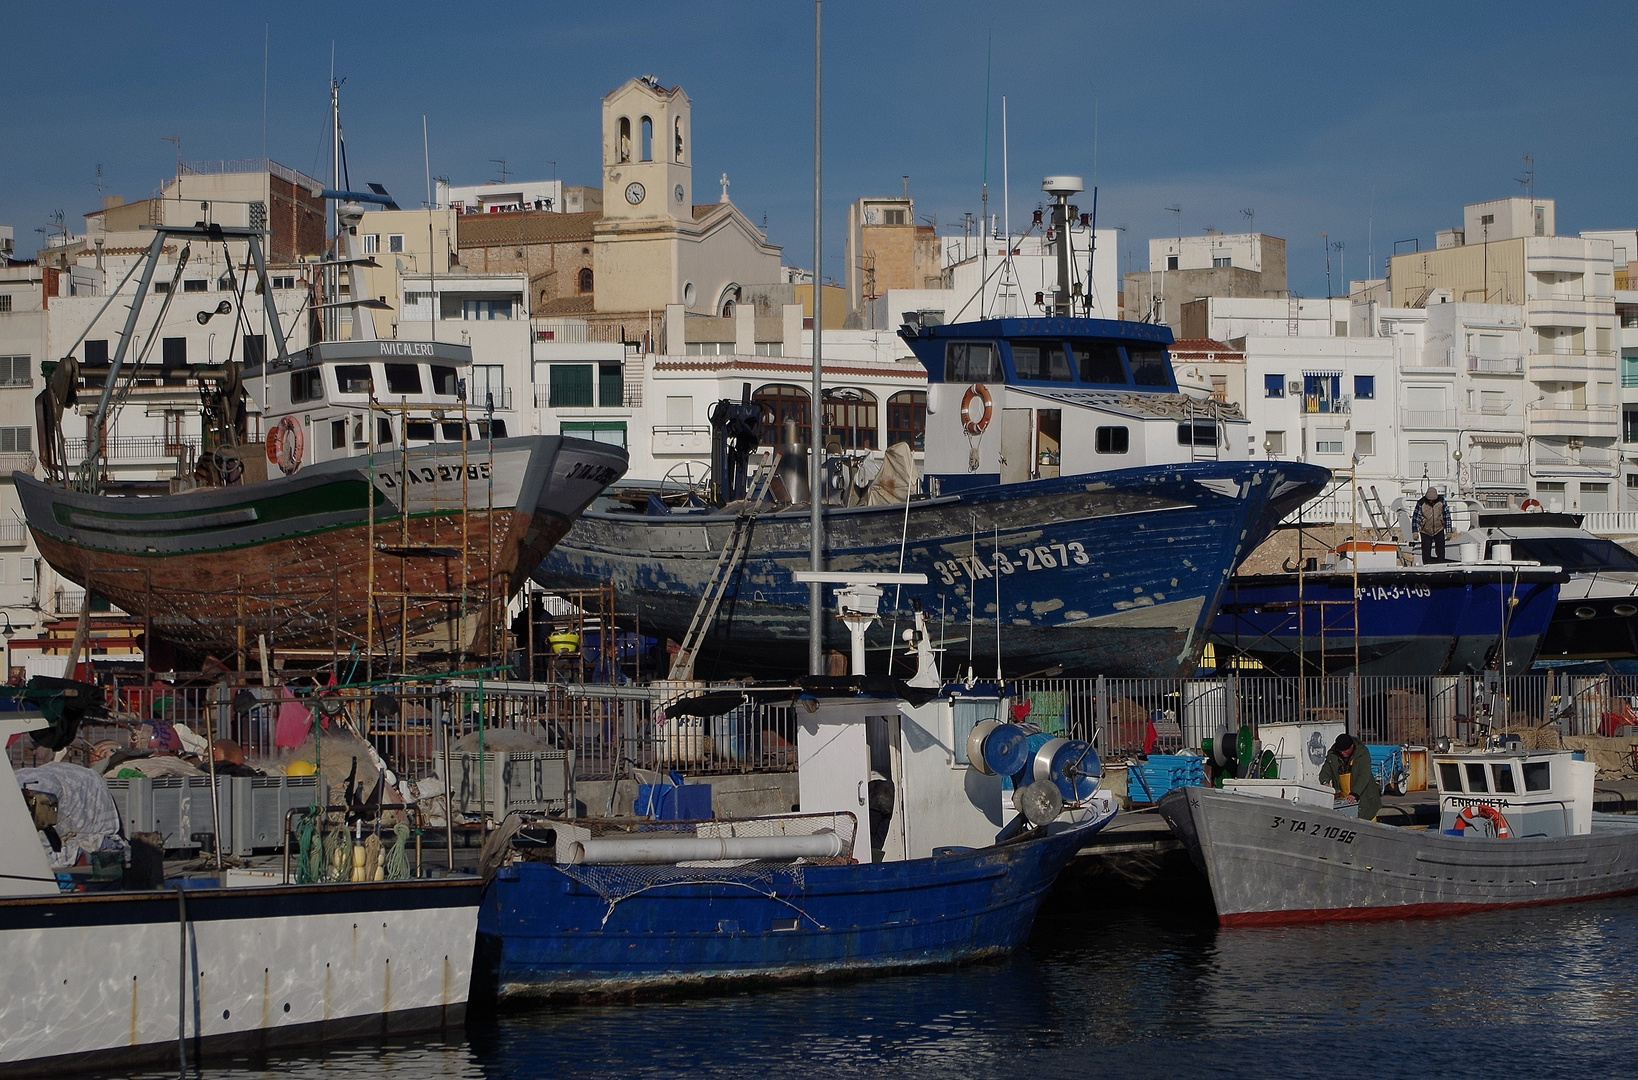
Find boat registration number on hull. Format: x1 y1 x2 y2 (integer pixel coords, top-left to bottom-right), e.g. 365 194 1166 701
933 542 1091 585
1269 815 1357 844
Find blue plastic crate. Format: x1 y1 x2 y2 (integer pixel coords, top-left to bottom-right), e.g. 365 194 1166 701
1126 754 1206 803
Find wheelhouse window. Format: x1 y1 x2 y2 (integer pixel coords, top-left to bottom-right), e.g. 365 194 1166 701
431 365 460 397
330 419 345 449
1523 761 1552 792
475 418 507 439
1096 426 1129 454
1464 762 1489 793
384 363 422 395
1177 422 1217 447
1438 762 1462 791
290 368 323 403
1127 344 1171 387
944 341 1001 383
1074 341 1126 384
404 419 436 442
886 390 926 450
440 421 466 442
335 365 373 395
1009 339 1073 382
1492 764 1517 794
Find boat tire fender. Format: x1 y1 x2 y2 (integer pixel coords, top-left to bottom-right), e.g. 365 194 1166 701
1453 803 1511 838
266 415 305 475
961 384 993 437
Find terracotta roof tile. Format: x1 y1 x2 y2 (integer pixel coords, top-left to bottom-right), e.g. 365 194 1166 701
457 211 598 247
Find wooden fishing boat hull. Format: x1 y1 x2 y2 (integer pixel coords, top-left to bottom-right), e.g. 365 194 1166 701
1159 785 1638 926
535 459 1330 679
14 436 626 655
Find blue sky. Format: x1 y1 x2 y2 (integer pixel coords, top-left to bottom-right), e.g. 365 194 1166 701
4 1 1634 297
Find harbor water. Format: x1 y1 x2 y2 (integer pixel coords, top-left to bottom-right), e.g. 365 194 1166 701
125 894 1638 1080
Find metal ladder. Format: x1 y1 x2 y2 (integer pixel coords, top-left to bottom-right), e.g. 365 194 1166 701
668 461 776 680
1357 484 1392 538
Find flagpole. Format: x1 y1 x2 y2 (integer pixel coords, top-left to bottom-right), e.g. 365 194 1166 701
808 0 825 675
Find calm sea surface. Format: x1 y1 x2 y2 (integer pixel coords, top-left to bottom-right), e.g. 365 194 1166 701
131 895 1638 1080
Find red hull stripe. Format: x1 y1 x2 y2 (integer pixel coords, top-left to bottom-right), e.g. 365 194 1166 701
1219 886 1638 927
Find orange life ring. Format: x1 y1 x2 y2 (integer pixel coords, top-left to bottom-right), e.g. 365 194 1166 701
960 383 994 437
265 415 305 475
1453 803 1511 838
1520 498 1543 512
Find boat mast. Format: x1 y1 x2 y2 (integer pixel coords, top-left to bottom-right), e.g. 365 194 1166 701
808 0 825 675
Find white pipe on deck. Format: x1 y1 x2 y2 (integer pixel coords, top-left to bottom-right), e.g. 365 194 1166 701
565 830 845 865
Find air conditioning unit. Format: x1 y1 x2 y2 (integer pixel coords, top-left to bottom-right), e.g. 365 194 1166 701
1288 380 1302 394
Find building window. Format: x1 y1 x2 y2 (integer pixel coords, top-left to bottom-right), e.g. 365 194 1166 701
162 338 187 366
549 364 593 408
1095 426 1130 454
561 420 627 447
1581 483 1611 512
271 275 296 289
1315 428 1344 454
753 384 812 446
0 427 31 453
402 292 433 320
388 234 404 254
881 208 908 226
183 279 208 293
242 334 265 366
886 390 926 450
1166 255 1179 271
684 341 731 356
1264 431 1286 455
1626 474 1638 490
1211 250 1231 268
578 267 594 293
0 356 30 387
457 296 515 320
598 363 624 408
674 116 685 162
640 115 653 161
617 117 631 163
1409 440 1449 479
84 339 108 365
1353 375 1375 399
1624 409 1638 443
1264 373 1285 398
471 365 505 409
0 295 11 313
361 234 379 255
1355 431 1375 457
153 281 169 294
822 388 878 451
754 342 783 357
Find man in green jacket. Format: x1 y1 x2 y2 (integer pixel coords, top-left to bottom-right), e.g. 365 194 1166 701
1319 734 1381 821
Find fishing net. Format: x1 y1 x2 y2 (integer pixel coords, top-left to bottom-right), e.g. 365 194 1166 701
519 812 858 928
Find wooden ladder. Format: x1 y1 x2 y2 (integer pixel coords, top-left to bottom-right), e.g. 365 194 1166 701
668 462 775 680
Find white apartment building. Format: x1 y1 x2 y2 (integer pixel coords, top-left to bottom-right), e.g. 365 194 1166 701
438 179 563 215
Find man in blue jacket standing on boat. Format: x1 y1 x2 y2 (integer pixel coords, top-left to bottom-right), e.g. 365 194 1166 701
1320 734 1381 821
1411 486 1449 564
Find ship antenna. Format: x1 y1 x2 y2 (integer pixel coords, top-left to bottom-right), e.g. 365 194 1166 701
980 31 991 319
807 0 825 676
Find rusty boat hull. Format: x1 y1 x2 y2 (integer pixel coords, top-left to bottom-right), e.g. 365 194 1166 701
16 436 627 655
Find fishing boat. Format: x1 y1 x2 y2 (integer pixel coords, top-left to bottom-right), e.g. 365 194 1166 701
534 175 1329 679
473 663 1115 999
18 88 626 663
1462 509 1638 664
1159 744 1638 926
0 678 480 1074
1208 540 1566 677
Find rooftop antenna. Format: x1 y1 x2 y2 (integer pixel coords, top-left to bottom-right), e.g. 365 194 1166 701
901 175 909 200
491 158 510 183
1166 204 1182 242
92 164 103 196
1241 207 1254 232
1323 231 1332 298
1516 153 1535 198
162 134 182 175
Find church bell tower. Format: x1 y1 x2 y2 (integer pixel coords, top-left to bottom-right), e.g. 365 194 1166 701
601 76 692 223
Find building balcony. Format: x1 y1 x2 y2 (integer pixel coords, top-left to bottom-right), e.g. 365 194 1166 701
1466 354 1524 375
0 452 38 474
1527 297 1609 326
652 425 711 455
1526 404 1619 439
0 521 26 547
1398 358 1457 374
1527 352 1614 382
1301 397 1350 415
1470 463 1527 487
1533 445 1618 476
1399 408 1459 429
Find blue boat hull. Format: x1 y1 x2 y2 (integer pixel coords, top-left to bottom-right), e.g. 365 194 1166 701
1209 567 1564 677
473 815 1108 1000
534 460 1328 678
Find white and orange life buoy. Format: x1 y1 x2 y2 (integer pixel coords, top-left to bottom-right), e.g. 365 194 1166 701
265 415 305 475
1453 803 1512 838
1520 498 1543 512
960 383 994 437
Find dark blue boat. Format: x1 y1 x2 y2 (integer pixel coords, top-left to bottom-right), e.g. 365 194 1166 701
473 679 1115 1000
1209 552 1565 677
533 177 1329 679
